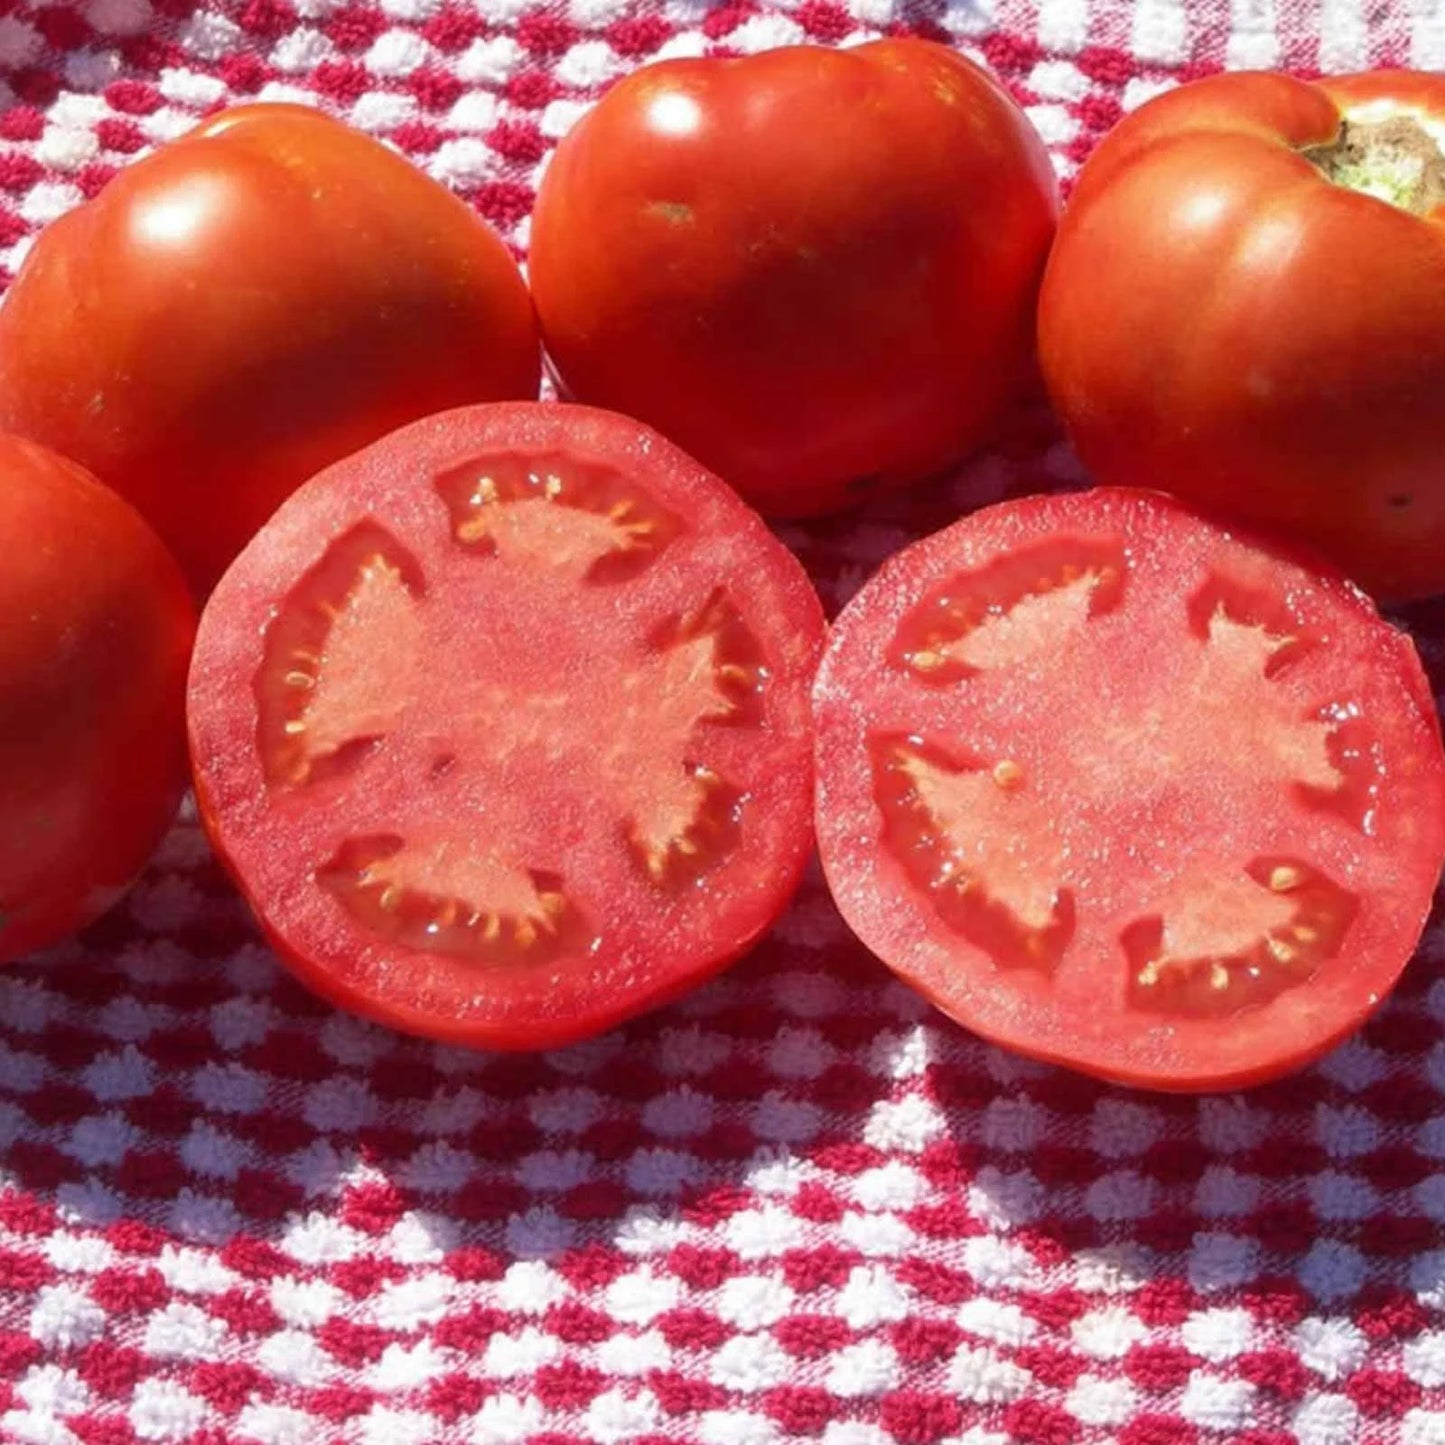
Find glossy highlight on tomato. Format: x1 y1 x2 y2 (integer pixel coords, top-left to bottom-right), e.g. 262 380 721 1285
0 104 541 596
531 39 1059 519
813 487 1445 1090
188 403 824 1050
0 436 195 963
1040 70 1445 600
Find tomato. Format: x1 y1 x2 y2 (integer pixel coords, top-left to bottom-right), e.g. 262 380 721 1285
530 40 1058 519
0 104 540 597
0 436 195 963
812 487 1445 1090
1039 70 1445 602
188 402 823 1049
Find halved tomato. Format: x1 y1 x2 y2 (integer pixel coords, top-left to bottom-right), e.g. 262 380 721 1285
188 403 823 1049
813 487 1445 1090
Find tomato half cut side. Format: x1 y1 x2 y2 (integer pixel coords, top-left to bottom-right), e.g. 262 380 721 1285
813 487 1445 1091
188 403 824 1050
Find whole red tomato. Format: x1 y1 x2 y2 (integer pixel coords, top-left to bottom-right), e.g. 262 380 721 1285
1039 70 1445 601
0 104 540 595
0 436 195 963
530 40 1059 518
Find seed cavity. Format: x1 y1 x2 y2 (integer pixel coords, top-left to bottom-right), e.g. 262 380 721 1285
871 734 1074 972
316 833 596 964
625 763 745 892
1186 569 1385 832
435 451 683 584
1296 701 1386 835
256 523 425 788
645 587 769 728
889 536 1128 685
614 587 763 890
1124 856 1358 1018
1186 569 1316 679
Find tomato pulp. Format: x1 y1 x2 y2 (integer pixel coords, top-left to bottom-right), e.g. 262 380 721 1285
188 404 824 1049
0 104 540 596
531 40 1058 518
813 488 1445 1090
1040 70 1445 600
0 436 195 963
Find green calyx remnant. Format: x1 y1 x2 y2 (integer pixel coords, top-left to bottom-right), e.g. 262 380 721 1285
1304 112 1445 215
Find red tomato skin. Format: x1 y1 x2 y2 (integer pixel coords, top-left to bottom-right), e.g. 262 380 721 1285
530 40 1059 519
191 782 762 1053
189 402 825 1051
1039 70 1445 601
813 486 1445 1092
0 104 541 597
0 436 195 962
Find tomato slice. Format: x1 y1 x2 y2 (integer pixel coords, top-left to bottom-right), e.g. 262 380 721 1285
813 487 1445 1090
188 404 823 1049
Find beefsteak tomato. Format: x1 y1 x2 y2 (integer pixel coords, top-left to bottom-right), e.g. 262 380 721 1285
1040 70 1445 600
0 436 195 963
531 40 1059 518
0 104 541 595
813 486 1445 1090
188 403 824 1049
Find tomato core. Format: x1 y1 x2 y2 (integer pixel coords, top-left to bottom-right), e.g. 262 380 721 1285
1304 109 1445 214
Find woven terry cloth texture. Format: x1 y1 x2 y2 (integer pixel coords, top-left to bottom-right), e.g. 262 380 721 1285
4 3 1445 1445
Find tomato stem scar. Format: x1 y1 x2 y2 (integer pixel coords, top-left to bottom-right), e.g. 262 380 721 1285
1304 110 1445 215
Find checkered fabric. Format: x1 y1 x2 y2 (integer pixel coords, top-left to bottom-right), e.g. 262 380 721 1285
4 3 1445 1443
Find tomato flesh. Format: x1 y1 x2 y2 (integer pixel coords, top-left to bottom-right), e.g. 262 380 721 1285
188 404 823 1049
813 487 1445 1090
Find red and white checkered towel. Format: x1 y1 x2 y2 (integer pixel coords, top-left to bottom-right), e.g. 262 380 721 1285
3 3 1445 1443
